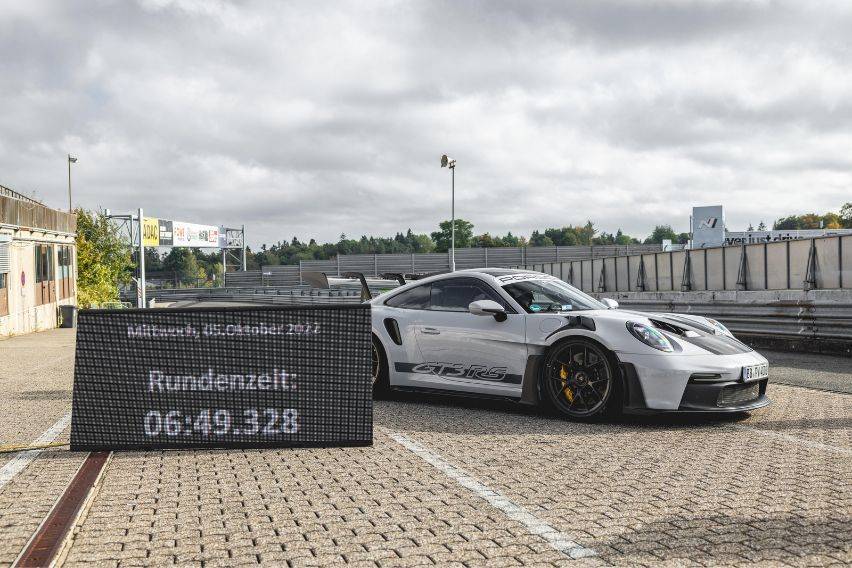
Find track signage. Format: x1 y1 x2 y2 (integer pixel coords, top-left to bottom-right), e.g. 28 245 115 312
70 304 372 450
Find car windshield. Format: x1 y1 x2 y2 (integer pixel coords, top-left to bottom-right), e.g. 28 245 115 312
503 279 607 313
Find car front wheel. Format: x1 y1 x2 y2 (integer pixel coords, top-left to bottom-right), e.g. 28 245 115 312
542 338 617 419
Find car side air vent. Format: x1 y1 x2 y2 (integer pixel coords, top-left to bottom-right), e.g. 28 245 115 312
384 318 403 345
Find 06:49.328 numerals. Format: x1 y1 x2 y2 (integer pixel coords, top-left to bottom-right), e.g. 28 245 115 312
144 408 299 437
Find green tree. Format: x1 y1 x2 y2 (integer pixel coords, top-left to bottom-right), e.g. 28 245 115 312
163 248 206 286
75 208 133 308
529 230 554 247
644 225 679 244
774 215 802 230
841 203 852 228
431 219 474 252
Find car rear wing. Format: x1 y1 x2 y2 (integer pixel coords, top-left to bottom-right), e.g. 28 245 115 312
301 271 403 301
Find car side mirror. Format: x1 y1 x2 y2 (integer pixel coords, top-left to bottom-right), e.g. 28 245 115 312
601 298 619 309
469 299 508 322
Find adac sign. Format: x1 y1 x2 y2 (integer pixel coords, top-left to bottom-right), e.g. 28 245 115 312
142 217 160 247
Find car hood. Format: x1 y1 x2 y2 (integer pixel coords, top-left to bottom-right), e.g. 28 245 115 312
531 308 753 356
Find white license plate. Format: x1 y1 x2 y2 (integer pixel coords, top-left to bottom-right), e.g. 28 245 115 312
743 363 769 381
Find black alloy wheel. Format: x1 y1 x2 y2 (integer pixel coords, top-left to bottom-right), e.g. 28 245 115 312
371 336 390 395
371 341 380 386
542 338 615 419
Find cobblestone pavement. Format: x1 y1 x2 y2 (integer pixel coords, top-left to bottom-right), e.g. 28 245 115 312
762 350 852 394
0 329 849 567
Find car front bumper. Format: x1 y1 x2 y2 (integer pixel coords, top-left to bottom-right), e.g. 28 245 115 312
618 350 771 412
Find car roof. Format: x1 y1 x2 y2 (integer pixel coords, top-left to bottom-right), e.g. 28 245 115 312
461 268 529 276
371 268 546 303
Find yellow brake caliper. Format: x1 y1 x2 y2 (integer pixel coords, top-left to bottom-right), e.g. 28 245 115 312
560 364 574 403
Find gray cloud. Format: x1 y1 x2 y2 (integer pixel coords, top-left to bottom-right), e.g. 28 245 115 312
1 0 851 246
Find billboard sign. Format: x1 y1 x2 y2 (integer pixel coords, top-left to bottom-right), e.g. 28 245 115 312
142 217 160 247
218 227 244 249
70 304 373 450
725 228 852 246
138 217 239 249
692 205 725 248
158 220 173 246
172 221 220 248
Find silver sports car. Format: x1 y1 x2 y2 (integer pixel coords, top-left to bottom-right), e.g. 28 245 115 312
368 268 770 419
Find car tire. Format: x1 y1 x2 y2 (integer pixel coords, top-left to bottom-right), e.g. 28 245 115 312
371 336 390 397
540 337 619 420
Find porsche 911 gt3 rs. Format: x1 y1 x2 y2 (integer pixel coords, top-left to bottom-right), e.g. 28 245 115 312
369 268 770 418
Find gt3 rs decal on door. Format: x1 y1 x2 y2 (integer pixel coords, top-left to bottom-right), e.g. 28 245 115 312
394 362 523 384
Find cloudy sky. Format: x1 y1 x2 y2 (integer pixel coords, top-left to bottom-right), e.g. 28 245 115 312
2 1 851 247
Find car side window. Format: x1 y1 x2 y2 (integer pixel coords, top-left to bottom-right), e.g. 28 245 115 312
429 278 512 312
385 284 431 309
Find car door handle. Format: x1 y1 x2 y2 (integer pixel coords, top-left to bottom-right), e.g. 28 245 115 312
421 327 441 335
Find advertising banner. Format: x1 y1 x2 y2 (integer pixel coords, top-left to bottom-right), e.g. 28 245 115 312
218 226 244 249
142 217 160 247
70 304 373 450
158 219 174 246
173 221 220 248
692 205 725 248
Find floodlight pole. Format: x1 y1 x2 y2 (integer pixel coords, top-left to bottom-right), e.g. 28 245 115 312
67 154 76 213
138 207 146 308
450 164 455 272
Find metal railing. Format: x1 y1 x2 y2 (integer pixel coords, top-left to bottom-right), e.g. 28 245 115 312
0 184 43 205
1 188 77 234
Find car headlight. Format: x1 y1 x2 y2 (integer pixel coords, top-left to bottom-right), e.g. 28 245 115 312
626 321 674 352
705 318 733 338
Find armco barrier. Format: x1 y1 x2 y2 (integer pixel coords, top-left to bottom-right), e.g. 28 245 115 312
591 290 852 355
146 286 381 306
71 304 372 450
225 244 662 287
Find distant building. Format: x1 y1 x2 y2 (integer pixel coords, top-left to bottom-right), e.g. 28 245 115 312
724 228 852 245
0 185 77 337
690 205 852 248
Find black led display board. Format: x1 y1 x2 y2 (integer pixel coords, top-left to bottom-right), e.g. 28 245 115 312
70 304 372 451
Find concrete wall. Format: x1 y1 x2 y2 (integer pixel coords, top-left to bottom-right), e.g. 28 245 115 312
532 234 852 294
0 228 76 338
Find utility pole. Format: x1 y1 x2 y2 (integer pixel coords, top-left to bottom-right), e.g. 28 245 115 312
138 208 146 308
241 224 247 270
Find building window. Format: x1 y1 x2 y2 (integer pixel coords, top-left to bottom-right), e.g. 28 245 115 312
0 272 7 316
57 245 74 300
34 244 55 305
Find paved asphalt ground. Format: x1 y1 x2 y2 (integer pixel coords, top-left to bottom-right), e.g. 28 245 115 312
0 329 850 567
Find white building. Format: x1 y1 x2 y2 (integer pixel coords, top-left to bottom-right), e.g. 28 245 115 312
0 185 77 337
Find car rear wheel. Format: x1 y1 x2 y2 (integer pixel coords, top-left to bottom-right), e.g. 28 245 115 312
371 336 390 396
542 338 616 419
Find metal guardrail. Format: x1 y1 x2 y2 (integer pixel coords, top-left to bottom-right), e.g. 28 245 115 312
592 291 852 350
146 287 365 306
225 244 663 288
146 287 852 352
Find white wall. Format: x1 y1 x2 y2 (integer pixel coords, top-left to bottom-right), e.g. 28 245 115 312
0 228 76 338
